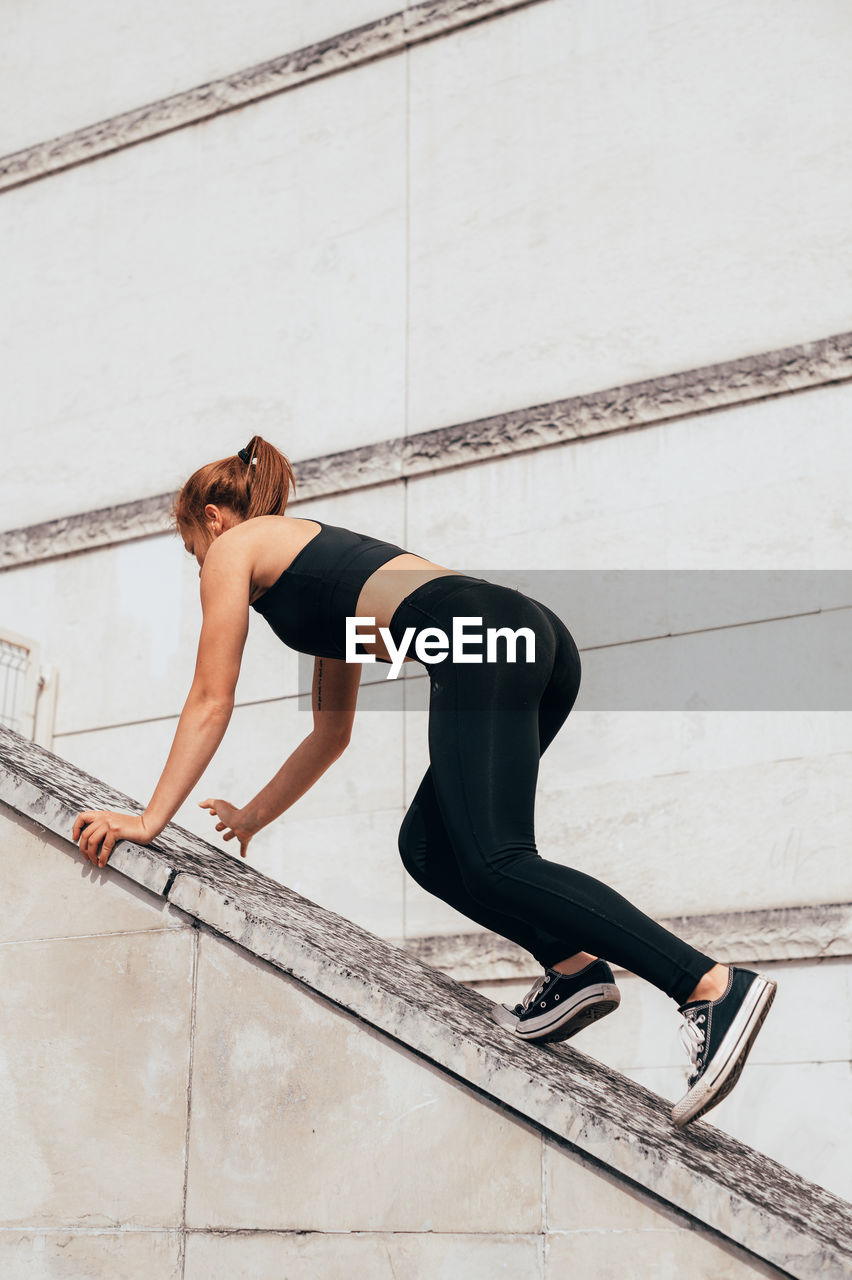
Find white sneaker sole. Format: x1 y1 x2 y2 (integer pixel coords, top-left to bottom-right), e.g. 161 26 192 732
512 982 622 1042
671 974 777 1127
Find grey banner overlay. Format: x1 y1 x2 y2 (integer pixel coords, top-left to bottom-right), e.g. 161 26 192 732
296 570 852 711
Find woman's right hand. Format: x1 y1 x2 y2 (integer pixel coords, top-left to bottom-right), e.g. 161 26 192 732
72 809 156 868
199 797 255 859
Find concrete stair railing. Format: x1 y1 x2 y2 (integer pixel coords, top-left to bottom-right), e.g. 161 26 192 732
1 723 850 1278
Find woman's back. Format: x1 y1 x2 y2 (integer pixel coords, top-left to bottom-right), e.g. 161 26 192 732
249 517 409 660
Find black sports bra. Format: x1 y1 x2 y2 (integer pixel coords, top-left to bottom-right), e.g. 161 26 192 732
250 520 409 660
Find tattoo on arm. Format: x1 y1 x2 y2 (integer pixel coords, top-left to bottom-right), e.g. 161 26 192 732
317 659 323 709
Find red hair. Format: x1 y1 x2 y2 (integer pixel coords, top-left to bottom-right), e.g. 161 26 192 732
172 436 298 536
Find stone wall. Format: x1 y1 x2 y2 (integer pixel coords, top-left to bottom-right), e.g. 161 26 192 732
2 380 851 927
2 2 851 1252
3 0 852 528
3 733 850 1278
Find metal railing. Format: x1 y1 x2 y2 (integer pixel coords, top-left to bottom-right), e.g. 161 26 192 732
0 628 56 745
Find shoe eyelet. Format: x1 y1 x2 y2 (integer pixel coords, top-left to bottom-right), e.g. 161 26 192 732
698 1014 706 1023
554 994 560 1001
540 1001 546 1007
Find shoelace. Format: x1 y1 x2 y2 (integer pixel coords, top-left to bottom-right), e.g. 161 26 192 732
520 972 552 1011
503 971 553 1016
679 1008 707 1083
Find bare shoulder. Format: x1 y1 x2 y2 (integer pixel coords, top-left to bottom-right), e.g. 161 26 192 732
220 514 318 549
220 514 323 599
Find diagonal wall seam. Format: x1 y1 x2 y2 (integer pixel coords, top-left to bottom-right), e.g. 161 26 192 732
0 0 550 193
2 329 851 571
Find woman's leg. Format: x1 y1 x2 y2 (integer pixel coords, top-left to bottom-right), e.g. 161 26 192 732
397 589 588 969
393 577 717 1007
399 766 577 968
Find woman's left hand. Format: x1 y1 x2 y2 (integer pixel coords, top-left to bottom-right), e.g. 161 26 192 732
199 797 255 859
72 811 155 868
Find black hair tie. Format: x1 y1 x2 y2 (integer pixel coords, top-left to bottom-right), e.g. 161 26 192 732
237 446 253 464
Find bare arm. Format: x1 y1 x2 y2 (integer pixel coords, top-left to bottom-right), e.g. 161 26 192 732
239 730 347 832
73 536 251 862
202 655 362 852
142 694 233 836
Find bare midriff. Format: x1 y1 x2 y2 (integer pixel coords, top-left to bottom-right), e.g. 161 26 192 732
354 555 465 664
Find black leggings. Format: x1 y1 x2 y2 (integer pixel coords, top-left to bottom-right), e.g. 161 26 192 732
389 574 717 1007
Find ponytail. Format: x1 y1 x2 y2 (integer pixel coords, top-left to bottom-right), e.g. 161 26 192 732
172 436 298 536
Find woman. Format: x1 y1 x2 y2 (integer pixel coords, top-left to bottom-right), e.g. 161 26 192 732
73 436 776 1127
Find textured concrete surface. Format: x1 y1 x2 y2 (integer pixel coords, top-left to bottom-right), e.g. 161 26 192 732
406 0 852 433
0 0 403 155
544 1229 786 1279
0 1232 182 1280
400 380 852 577
0 801 187 943
402 902 852 983
184 1232 543 1279
0 0 549 192
530 752 852 917
544 1142 790 1276
186 930 543 1231
402 715 852 929
1 726 850 1278
482 961 852 1201
0 50 410 529
0 927 194 1226
2 333 850 565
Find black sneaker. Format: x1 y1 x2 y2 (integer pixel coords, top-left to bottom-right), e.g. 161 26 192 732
492 960 621 1043
671 965 777 1127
